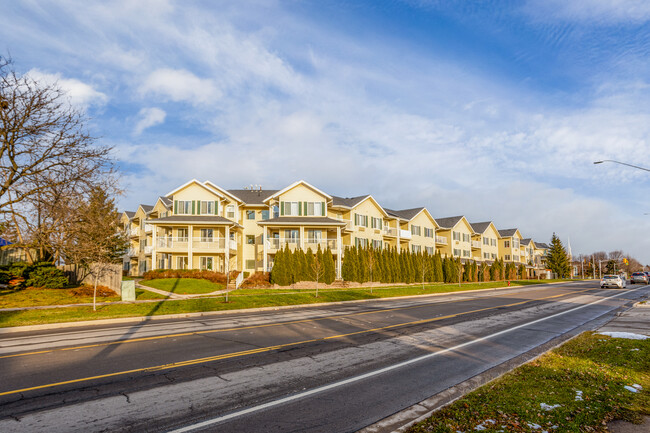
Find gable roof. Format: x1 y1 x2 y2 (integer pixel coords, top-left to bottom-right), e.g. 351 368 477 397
228 189 280 206
263 180 332 203
521 238 533 246
434 215 466 230
331 195 370 208
123 211 136 219
203 181 243 203
385 207 426 221
469 221 495 234
139 204 154 214
536 242 550 249
165 179 226 199
498 228 520 238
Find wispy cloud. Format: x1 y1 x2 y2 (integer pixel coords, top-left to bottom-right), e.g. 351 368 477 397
525 0 650 25
140 69 221 105
26 69 107 108
133 107 166 135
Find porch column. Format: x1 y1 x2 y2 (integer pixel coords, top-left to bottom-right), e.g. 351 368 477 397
151 225 157 270
188 224 193 270
336 226 342 279
299 226 305 250
225 225 230 274
263 226 268 272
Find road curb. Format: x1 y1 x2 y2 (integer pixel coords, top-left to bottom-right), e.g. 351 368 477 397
0 280 572 335
359 297 643 433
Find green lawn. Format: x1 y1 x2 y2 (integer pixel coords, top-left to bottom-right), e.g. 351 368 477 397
407 332 650 432
0 279 572 328
139 278 224 294
0 286 165 309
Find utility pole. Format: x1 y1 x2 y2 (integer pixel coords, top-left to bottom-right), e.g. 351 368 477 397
581 259 584 279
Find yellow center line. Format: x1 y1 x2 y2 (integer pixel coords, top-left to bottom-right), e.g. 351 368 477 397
0 287 594 360
0 288 597 397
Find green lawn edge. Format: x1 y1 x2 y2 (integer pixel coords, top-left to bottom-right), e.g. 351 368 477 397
139 278 224 294
407 332 649 433
0 279 573 328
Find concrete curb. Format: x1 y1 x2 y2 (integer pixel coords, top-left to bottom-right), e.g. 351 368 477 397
0 280 573 335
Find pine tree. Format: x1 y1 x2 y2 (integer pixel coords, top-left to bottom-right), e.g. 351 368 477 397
323 247 335 284
341 247 356 282
270 249 283 285
357 246 368 283
284 244 296 284
433 251 443 282
546 233 571 278
295 249 308 282
305 248 315 281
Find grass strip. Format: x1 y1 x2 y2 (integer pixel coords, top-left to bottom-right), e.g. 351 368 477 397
139 278 224 294
0 279 570 328
0 287 164 309
407 332 649 433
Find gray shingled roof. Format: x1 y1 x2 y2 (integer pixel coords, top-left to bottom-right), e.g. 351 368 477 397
331 195 370 208
536 242 550 249
159 196 172 207
140 204 154 213
469 221 492 234
498 228 519 238
148 215 236 224
385 207 424 221
124 211 136 219
257 216 346 225
228 189 279 205
434 215 464 229
521 238 532 246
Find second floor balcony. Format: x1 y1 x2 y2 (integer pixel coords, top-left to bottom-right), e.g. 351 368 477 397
471 240 481 249
435 235 447 245
156 237 237 252
266 237 338 252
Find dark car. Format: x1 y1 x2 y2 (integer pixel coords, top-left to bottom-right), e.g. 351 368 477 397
630 272 648 284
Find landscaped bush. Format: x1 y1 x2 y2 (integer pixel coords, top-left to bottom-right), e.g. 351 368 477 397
240 272 271 289
72 285 117 297
0 269 11 285
26 266 69 289
142 269 228 284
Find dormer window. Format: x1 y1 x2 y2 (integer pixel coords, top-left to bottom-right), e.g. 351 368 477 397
226 205 235 219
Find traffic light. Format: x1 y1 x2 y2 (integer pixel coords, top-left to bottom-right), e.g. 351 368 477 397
623 258 629 265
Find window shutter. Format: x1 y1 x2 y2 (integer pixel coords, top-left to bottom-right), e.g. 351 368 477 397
280 202 285 216
304 201 307 215
192 200 195 215
299 201 302 216
174 200 178 214
321 202 325 216
214 201 218 215
355 213 358 225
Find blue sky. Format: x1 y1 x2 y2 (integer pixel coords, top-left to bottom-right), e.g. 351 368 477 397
3 0 650 263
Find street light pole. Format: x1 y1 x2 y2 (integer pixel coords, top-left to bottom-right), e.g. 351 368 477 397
593 160 650 172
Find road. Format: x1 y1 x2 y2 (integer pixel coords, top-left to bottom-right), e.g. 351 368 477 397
0 281 647 432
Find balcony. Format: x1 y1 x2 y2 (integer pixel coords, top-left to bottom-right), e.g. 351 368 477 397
143 245 153 255
125 248 136 256
156 237 236 252
267 238 300 251
471 240 481 249
383 227 398 237
399 229 412 240
157 237 189 249
341 219 354 231
304 239 338 252
129 227 140 237
435 235 448 245
144 223 153 233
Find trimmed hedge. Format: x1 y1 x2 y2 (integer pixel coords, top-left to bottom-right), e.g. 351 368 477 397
142 269 231 284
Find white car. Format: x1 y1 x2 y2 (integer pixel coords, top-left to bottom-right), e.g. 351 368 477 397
600 274 626 289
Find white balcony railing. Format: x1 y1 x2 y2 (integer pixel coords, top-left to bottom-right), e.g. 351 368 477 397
435 235 447 245
144 223 153 233
471 240 481 249
157 237 189 249
129 227 140 237
341 219 354 231
304 239 337 251
383 226 398 237
126 248 136 256
399 229 412 240
144 245 153 254
155 237 236 251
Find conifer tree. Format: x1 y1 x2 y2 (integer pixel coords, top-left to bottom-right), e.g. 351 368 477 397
284 244 296 284
295 249 308 282
433 251 443 282
305 248 315 281
546 233 570 278
357 246 368 283
341 246 356 282
270 249 284 285
323 247 336 284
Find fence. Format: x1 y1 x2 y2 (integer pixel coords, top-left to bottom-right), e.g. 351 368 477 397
59 263 123 295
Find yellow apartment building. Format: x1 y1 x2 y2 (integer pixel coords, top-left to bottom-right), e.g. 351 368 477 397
121 179 551 278
497 228 524 264
469 222 500 263
433 216 476 260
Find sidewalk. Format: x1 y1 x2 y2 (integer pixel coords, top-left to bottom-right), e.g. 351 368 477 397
599 301 650 433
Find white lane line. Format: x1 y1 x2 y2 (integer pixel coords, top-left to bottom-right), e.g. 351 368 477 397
167 286 645 433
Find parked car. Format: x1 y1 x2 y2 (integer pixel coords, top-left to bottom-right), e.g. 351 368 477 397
630 272 648 284
600 274 626 289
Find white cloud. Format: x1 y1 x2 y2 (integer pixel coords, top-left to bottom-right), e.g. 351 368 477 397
140 68 221 105
133 107 166 135
26 69 108 108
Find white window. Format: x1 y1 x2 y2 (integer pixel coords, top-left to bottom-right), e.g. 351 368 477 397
463 250 471 257
176 256 188 270
200 257 213 270
355 213 368 227
177 228 188 241
491 253 497 259
306 202 324 216
200 229 213 242
514 255 519 261
411 225 421 236
285 229 299 242
513 239 520 249
453 248 461 256
483 252 490 259
355 237 369 248
226 205 235 219
412 245 421 253
483 237 489 245
200 201 214 215
246 210 255 220
371 217 383 229
452 231 461 241
462 233 470 242
504 240 510 248
425 246 434 255
308 230 322 242
424 227 434 238
505 255 511 261
177 200 191 214
372 239 382 249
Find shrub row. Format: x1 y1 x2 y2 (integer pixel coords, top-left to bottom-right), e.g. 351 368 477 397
0 262 68 289
142 269 236 284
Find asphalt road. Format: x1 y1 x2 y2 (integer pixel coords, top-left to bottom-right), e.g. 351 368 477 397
0 281 647 432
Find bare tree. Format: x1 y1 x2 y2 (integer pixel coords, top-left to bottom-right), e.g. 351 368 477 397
0 56 115 260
